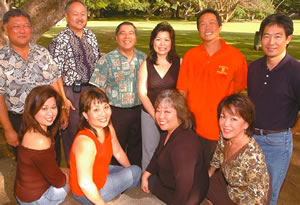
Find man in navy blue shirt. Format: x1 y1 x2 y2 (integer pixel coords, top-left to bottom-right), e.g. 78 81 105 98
248 14 300 205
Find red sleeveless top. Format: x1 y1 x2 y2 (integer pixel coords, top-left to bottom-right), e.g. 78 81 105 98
69 128 113 196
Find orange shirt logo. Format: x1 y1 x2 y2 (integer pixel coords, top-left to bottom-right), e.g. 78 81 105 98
217 66 228 75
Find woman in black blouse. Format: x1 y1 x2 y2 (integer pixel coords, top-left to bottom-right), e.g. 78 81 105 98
141 89 209 205
138 22 181 170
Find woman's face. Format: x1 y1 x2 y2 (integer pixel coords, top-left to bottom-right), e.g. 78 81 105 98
155 101 180 134
83 100 111 130
153 31 172 56
219 107 249 140
34 97 58 131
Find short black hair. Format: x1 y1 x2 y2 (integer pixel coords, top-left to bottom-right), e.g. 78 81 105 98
197 8 222 31
259 13 294 38
3 9 31 25
65 0 86 13
115 21 137 36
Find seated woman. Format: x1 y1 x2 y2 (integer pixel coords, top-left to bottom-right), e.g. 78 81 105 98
207 94 271 205
141 89 209 205
69 87 141 205
15 85 68 205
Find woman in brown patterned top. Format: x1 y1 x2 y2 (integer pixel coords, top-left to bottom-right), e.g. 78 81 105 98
207 94 271 205
15 86 69 205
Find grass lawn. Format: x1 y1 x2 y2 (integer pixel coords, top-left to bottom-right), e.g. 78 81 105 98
38 19 300 63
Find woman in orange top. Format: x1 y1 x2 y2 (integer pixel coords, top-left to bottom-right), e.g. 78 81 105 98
69 88 141 205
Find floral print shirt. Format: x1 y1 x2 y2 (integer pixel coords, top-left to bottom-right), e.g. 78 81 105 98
210 135 270 205
49 27 100 86
0 43 59 114
89 48 146 108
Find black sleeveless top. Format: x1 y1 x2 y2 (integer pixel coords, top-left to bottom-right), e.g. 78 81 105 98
146 56 180 108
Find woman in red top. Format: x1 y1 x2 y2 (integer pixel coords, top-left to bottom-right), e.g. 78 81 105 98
69 88 141 205
15 85 69 205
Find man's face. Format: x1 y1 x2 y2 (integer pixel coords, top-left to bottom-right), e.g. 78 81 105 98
4 16 31 48
65 2 87 33
198 12 221 43
261 24 292 59
116 24 136 53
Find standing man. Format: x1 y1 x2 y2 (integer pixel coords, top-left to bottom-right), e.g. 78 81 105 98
0 9 66 156
89 22 146 167
177 9 247 155
49 0 100 165
248 14 300 205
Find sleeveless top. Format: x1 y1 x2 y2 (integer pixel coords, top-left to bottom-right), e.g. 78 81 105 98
69 128 113 196
146 56 180 108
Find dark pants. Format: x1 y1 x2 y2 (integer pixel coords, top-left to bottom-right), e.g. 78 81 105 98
206 170 237 205
54 131 61 166
110 105 142 167
7 112 22 158
61 85 94 167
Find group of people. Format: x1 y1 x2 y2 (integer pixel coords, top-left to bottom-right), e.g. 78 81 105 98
0 0 299 204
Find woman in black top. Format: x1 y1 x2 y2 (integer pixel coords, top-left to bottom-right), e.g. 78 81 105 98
141 89 209 205
138 22 181 170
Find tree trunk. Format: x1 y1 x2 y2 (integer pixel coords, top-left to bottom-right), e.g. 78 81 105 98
0 0 9 48
20 0 69 43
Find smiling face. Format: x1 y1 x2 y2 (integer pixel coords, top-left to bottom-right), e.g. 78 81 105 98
261 24 292 60
65 2 87 35
219 107 249 141
116 24 137 53
34 97 58 131
155 100 181 135
4 16 31 49
83 100 112 130
153 31 171 56
198 12 221 43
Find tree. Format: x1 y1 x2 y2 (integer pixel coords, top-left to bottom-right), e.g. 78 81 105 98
21 0 69 43
0 0 9 47
83 0 109 18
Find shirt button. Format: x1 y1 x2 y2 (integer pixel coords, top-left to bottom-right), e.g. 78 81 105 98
266 75 269 77
264 82 267 85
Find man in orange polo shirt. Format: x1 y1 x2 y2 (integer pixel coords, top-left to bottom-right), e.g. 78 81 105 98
177 9 247 156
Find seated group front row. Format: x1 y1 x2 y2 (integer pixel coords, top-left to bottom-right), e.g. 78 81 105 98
15 85 271 205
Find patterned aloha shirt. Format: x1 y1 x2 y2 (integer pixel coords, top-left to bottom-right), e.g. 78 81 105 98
89 48 146 108
210 135 270 205
0 43 59 114
49 27 100 86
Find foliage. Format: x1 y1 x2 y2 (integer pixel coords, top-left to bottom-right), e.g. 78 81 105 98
83 0 109 10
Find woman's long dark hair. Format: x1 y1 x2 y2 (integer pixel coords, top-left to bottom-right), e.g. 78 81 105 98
147 22 178 65
20 85 62 140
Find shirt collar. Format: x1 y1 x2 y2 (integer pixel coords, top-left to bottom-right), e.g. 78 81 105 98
66 26 87 38
263 53 290 71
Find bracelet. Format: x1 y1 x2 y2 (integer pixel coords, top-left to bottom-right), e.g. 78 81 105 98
61 105 67 110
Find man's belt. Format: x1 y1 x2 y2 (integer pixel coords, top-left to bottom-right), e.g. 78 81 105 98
254 128 289 135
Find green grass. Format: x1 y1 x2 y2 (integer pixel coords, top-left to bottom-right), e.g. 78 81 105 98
38 19 300 63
